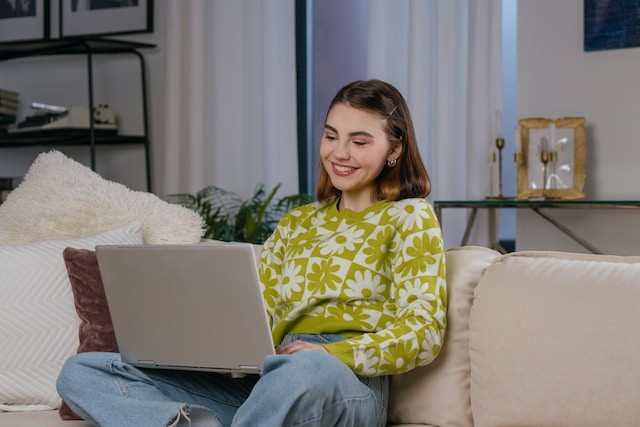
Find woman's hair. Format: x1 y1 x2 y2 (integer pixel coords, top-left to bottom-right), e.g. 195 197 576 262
315 79 431 202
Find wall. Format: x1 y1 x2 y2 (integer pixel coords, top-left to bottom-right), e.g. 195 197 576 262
517 0 640 255
0 1 167 193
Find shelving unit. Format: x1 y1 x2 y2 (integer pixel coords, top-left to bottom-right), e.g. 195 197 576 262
0 37 156 191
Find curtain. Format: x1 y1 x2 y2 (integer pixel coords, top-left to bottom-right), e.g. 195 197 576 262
366 0 503 248
159 0 502 248
160 0 299 198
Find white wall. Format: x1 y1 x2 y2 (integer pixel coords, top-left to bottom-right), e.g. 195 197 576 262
517 0 640 255
0 1 167 193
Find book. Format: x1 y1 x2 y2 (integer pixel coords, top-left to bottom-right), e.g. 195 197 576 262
0 98 18 108
0 104 17 116
0 88 19 101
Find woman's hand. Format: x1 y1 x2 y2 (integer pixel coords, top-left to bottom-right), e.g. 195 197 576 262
276 340 329 355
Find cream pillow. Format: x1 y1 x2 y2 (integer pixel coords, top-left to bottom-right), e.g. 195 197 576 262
0 222 144 412
388 246 500 427
470 251 640 427
0 150 203 244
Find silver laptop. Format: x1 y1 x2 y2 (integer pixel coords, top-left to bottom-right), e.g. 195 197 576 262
95 243 275 375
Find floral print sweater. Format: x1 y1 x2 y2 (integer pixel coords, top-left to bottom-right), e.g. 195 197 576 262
258 197 447 377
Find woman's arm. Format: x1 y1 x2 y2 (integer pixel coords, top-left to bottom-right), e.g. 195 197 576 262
323 201 447 376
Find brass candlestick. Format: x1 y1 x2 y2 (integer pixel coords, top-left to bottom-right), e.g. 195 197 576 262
540 137 550 191
495 137 505 198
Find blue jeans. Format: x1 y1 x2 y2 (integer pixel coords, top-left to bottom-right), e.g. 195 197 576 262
57 334 388 426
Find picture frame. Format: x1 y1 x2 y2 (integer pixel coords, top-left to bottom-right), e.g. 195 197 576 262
0 0 50 44
516 117 586 200
584 0 640 51
59 0 153 38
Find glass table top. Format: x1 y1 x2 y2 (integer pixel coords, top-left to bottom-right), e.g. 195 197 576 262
433 199 640 208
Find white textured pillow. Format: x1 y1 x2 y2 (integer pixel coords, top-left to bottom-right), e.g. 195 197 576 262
0 222 144 412
0 150 203 244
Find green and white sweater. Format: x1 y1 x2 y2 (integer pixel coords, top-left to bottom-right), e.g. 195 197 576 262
258 197 447 377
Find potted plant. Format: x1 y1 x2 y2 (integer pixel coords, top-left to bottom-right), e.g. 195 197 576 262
167 184 313 244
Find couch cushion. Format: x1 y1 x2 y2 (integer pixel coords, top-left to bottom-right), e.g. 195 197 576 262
63 248 119 356
469 251 640 427
0 409 91 426
0 222 143 412
388 246 500 427
58 248 120 420
0 150 203 245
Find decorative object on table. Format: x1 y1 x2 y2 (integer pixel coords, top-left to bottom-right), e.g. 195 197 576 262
515 117 586 200
167 184 314 244
59 0 153 38
584 0 640 51
0 0 49 44
9 103 117 133
487 110 508 199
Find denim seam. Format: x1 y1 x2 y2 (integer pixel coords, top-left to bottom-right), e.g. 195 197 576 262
148 374 248 408
291 389 380 426
107 358 131 398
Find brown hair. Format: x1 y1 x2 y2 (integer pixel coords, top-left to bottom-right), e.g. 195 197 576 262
316 79 431 202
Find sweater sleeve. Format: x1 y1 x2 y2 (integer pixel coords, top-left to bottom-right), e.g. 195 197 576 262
257 213 289 332
323 200 447 376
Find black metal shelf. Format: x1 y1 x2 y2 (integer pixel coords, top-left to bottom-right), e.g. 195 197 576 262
0 37 156 191
0 37 156 60
0 129 144 147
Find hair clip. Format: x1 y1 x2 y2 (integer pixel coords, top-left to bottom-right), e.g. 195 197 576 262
386 105 398 118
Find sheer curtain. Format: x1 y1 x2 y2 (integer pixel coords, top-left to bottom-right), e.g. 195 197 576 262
159 0 502 247
160 0 299 198
366 0 503 248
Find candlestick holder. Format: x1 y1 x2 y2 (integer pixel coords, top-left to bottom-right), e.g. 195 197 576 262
496 137 504 197
487 137 507 199
540 148 550 191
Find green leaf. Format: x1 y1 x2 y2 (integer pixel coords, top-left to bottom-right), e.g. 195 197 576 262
167 183 313 244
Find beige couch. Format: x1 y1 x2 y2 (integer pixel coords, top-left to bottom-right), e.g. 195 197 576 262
4 244 640 426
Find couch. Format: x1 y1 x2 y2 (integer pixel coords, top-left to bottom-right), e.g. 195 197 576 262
3 152 640 426
6 245 640 427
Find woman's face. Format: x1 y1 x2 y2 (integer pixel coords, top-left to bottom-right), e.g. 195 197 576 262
320 103 401 210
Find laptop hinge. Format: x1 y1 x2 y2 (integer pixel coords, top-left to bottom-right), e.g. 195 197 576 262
240 365 260 374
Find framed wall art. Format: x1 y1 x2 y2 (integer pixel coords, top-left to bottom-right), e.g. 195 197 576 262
516 117 586 200
585 0 640 51
59 0 153 38
0 0 50 44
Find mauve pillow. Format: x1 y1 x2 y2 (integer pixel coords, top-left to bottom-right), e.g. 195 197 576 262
59 247 118 420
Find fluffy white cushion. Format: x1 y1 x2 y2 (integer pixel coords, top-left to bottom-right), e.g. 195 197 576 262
0 222 144 412
0 150 203 245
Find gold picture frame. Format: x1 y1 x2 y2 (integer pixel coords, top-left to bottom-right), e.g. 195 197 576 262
516 117 586 200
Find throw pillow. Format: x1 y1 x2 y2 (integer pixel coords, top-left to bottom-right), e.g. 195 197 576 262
0 222 143 412
64 248 119 354
58 247 118 421
0 150 203 245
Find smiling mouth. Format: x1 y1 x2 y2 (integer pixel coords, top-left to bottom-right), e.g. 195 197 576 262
332 163 356 176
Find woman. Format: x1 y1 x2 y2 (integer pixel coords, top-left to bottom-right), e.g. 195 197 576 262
57 79 446 426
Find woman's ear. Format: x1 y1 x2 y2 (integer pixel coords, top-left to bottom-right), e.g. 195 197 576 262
389 140 403 162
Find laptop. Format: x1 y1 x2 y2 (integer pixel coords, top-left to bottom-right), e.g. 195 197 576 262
95 243 275 375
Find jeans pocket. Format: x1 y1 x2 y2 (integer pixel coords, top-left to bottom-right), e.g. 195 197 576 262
359 375 389 418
